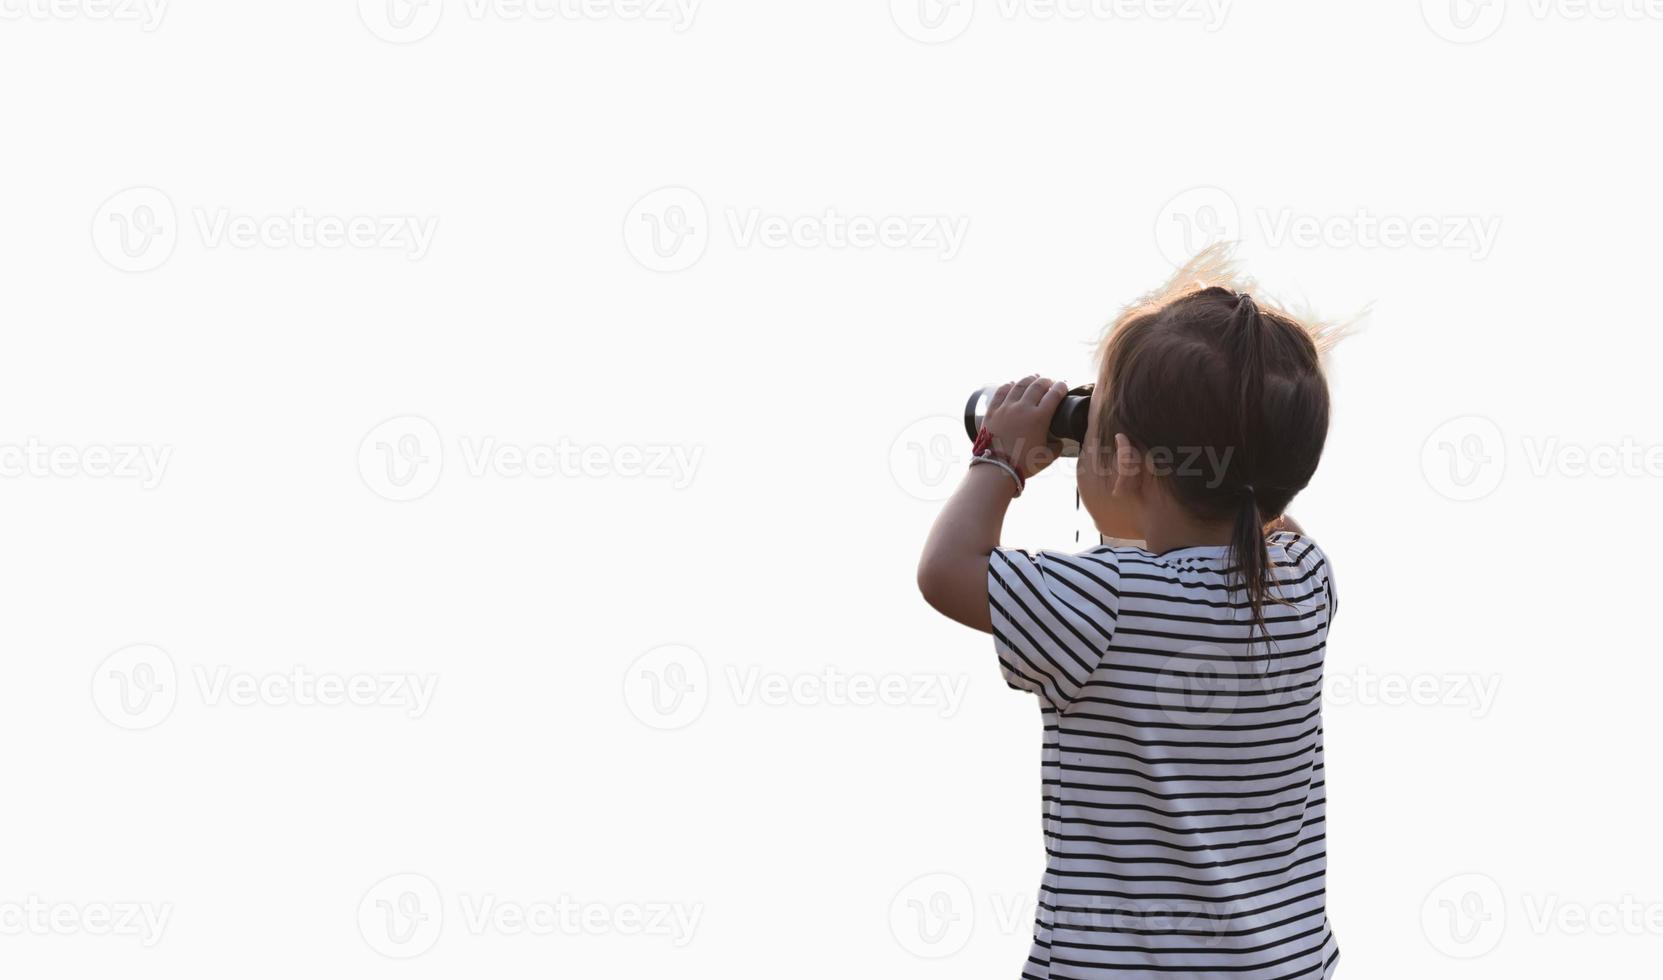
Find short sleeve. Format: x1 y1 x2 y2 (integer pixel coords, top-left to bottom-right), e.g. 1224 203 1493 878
1273 531 1336 621
988 547 1123 709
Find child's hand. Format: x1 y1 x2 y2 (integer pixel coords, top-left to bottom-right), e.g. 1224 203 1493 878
985 375 1068 477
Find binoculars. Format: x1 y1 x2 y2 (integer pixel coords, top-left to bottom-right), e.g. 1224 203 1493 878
963 383 1095 458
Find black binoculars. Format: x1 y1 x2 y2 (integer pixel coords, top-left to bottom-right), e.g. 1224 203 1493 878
963 383 1095 458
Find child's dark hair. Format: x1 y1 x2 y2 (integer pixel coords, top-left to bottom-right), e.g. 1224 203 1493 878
1094 247 1339 634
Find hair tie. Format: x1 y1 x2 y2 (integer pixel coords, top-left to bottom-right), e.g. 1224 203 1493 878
1238 483 1257 499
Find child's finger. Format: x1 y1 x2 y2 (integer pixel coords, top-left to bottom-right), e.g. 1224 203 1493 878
989 382 1014 412
1034 379 1068 411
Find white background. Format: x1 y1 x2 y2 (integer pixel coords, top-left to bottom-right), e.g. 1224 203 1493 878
4 0 1661 976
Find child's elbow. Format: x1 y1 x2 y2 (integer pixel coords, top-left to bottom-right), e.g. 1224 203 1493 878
916 557 950 615
916 557 967 620
916 557 992 632
916 558 940 608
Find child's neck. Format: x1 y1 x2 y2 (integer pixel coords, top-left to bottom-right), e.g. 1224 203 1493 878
1140 500 1236 556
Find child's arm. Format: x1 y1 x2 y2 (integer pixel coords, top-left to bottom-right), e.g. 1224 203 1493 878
917 376 1068 633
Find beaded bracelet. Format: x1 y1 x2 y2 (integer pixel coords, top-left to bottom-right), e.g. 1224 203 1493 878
970 453 1025 496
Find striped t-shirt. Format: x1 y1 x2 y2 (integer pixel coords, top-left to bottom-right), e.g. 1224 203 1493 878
988 531 1338 980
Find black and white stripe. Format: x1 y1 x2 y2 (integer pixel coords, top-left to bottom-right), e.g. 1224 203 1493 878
990 532 1339 979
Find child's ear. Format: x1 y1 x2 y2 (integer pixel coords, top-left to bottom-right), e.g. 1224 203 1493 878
1112 433 1143 499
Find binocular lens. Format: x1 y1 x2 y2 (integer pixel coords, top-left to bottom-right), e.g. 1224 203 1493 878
963 384 1094 458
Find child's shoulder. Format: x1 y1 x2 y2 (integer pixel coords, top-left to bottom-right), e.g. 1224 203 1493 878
1039 534 1332 578
1268 530 1338 613
1268 529 1329 569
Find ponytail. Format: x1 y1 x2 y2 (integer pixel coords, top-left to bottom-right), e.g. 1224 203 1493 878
1228 294 1272 637
1231 483 1269 637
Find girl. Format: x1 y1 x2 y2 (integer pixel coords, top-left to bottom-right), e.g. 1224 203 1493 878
917 247 1342 979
